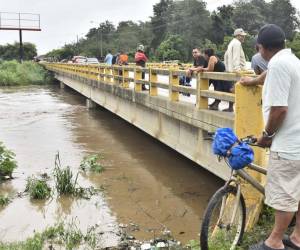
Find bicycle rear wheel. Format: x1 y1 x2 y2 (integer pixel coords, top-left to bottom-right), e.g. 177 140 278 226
200 185 246 250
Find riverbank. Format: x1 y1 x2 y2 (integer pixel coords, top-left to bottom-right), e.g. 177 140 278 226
0 60 54 86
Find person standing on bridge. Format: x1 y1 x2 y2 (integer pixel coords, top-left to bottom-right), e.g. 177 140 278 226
118 51 128 66
250 24 300 250
135 45 148 90
251 44 268 75
198 48 232 111
104 50 113 65
224 28 247 112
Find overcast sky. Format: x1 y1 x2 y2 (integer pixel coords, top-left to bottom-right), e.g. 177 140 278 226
1 0 300 54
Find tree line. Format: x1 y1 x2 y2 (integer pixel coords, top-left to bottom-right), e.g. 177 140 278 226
0 42 37 61
35 0 300 62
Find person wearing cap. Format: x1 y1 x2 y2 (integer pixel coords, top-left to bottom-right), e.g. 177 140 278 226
135 44 148 90
223 28 247 112
224 28 247 72
250 24 300 250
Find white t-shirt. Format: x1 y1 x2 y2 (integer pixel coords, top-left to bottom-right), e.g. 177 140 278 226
263 49 300 160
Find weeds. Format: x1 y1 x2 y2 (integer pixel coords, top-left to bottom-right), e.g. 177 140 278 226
0 60 54 86
0 142 17 178
60 219 84 250
0 194 10 207
53 153 78 195
0 219 97 250
25 177 51 200
74 186 103 199
80 154 105 173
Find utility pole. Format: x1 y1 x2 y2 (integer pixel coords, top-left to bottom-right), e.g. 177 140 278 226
19 29 23 63
100 29 103 58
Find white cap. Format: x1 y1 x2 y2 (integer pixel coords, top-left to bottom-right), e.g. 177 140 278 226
234 28 247 36
137 44 144 51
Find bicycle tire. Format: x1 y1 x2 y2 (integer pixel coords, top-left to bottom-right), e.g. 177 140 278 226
200 185 246 250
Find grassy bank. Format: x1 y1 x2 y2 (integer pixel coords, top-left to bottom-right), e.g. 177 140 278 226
0 60 53 86
185 205 276 250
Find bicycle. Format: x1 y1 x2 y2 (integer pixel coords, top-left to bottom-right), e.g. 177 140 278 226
200 135 267 250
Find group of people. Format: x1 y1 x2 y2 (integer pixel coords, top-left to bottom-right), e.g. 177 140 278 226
104 51 129 66
104 45 148 68
182 28 248 112
104 45 148 90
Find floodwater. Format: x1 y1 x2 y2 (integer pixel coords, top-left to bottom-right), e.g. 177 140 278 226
0 85 223 246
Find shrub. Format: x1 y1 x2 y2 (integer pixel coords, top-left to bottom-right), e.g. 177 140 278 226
0 60 53 86
25 177 51 200
0 194 10 207
0 142 17 178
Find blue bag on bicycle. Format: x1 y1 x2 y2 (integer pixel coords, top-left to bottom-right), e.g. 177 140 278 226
212 128 238 156
228 142 254 170
212 127 254 170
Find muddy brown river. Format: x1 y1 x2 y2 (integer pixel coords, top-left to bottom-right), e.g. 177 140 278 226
0 85 223 246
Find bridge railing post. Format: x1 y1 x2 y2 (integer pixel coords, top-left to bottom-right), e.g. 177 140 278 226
149 68 158 96
134 67 142 92
123 66 129 88
169 70 179 101
196 73 209 109
113 65 119 85
234 82 266 230
100 66 105 83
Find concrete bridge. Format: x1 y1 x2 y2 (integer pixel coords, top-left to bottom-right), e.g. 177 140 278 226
44 62 266 228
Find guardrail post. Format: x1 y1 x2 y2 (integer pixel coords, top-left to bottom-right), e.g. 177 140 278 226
113 66 119 85
149 68 158 96
134 67 142 92
235 82 266 230
169 70 179 101
100 66 105 83
196 73 209 109
123 66 129 88
104 66 111 84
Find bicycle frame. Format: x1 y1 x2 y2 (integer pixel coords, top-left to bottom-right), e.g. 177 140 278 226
221 159 267 229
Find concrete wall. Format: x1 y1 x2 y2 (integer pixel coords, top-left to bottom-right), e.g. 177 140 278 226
57 73 234 180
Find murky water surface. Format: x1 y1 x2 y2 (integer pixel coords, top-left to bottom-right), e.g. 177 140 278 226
0 85 223 245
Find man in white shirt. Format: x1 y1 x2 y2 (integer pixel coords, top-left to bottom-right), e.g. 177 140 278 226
223 28 247 112
251 24 300 250
224 28 247 72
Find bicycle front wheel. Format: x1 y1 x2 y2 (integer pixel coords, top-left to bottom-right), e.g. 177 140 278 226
200 185 246 250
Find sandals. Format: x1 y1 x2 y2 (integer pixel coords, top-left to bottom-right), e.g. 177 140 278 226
249 242 287 250
283 235 300 250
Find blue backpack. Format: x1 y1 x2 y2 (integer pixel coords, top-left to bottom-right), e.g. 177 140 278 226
212 128 254 170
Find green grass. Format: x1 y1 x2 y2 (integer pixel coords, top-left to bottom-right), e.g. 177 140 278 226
0 195 10 207
53 153 78 196
188 205 275 250
80 154 105 173
0 60 53 86
0 220 95 250
25 177 51 200
0 142 17 178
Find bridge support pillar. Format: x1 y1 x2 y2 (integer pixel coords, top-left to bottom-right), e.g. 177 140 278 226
86 98 96 109
60 81 65 89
